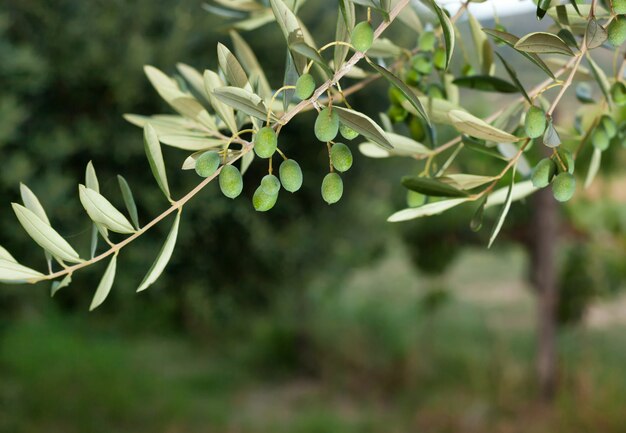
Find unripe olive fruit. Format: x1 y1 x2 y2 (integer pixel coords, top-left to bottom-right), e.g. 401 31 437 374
407 190 426 207
388 87 407 106
330 143 353 172
252 185 278 212
433 48 447 70
254 127 278 158
412 55 432 75
418 31 436 52
592 128 610 151
295 73 315 100
388 105 408 123
218 164 243 199
314 107 339 142
601 115 617 138
405 69 421 87
195 151 221 178
607 16 626 46
321 172 343 205
611 82 626 105
531 158 557 188
552 172 576 202
426 84 445 99
524 105 547 139
408 116 426 141
615 0 626 14
279 159 303 193
260 174 281 195
351 21 374 52
339 124 359 140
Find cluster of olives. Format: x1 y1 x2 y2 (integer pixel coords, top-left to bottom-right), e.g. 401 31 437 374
531 150 576 203
313 106 357 204
193 127 303 212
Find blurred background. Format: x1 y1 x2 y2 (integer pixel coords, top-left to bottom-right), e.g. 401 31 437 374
1 1 626 432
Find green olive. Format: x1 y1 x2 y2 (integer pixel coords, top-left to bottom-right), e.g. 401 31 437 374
552 172 576 202
615 0 626 14
611 82 626 106
252 185 278 212
607 16 626 46
592 128 610 151
260 174 281 195
279 159 303 193
601 115 617 138
351 21 374 52
418 31 436 52
330 143 353 173
295 73 315 100
195 151 221 178
524 105 547 139
531 158 557 188
339 124 359 140
321 173 343 205
314 107 339 142
254 127 278 158
218 164 243 199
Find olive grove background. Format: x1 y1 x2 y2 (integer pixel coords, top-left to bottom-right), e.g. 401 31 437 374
1 1 626 432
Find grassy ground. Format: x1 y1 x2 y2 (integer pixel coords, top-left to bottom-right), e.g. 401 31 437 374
1 246 626 433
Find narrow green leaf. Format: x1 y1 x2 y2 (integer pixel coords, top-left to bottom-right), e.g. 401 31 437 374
488 166 517 248
89 255 117 311
204 70 238 134
495 52 531 103
269 0 307 73
217 43 249 89
367 59 430 124
213 86 272 121
283 50 298 111
117 175 140 230
443 174 496 190
452 75 519 93
401 176 469 197
485 180 538 209
289 41 333 75
586 53 611 105
333 107 392 149
482 28 555 79
514 32 575 56
137 211 181 292
85 162 109 255
388 198 470 222
427 0 455 70
78 185 136 234
144 123 172 200
586 18 607 49
448 110 520 143
12 203 82 264
335 0 354 71
0 258 45 284
0 246 17 263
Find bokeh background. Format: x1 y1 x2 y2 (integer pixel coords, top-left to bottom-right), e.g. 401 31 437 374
1 1 626 432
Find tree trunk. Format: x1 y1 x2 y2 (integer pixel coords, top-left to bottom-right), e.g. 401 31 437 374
529 186 559 401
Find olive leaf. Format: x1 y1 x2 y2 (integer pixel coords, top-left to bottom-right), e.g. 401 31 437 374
335 0 355 70
12 203 82 264
488 166 516 248
0 259 45 284
495 52 531 103
137 211 181 292
144 123 172 200
452 75 519 93
367 59 430 124
217 43 250 89
586 19 607 49
20 183 54 268
230 31 272 98
401 176 469 197
269 0 308 73
89 255 117 311
78 185 136 234
213 86 273 121
51 274 72 297
584 148 602 189
514 32 575 56
448 110 519 143
482 28 555 78
427 0 455 71
117 175 140 230
485 180 538 209
442 174 496 190
289 41 333 75
204 70 238 134
388 198 471 222
333 107 392 149
0 245 17 263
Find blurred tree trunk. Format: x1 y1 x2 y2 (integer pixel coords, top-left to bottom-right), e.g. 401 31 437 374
528 181 559 401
